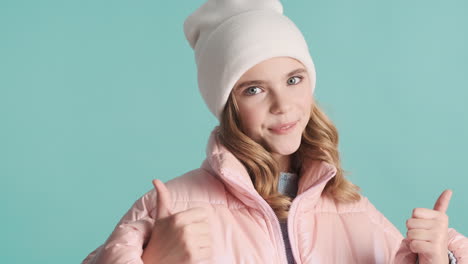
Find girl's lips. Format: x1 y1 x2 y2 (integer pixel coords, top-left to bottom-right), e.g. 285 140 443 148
268 120 298 134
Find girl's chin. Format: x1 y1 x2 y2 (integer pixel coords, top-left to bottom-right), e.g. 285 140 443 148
267 142 301 156
257 133 302 154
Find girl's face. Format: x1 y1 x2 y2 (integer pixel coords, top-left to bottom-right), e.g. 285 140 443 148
232 56 313 159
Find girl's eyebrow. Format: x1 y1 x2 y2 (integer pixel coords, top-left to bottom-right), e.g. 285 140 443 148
234 68 307 90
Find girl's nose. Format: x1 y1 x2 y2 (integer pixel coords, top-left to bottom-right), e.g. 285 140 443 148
270 92 292 115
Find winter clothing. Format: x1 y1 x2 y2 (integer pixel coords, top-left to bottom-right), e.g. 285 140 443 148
183 0 316 120
82 126 468 264
277 172 458 264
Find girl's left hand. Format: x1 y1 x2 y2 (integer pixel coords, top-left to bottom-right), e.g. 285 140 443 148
405 189 453 264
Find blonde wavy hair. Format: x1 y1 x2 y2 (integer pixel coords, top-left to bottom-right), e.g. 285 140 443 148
218 92 361 222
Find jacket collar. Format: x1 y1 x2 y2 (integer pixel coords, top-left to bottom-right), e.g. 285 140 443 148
201 126 337 208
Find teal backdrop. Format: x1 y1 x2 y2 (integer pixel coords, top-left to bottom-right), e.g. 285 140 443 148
1 0 467 263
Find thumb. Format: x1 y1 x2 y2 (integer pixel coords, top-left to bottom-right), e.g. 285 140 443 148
433 189 453 213
152 179 172 218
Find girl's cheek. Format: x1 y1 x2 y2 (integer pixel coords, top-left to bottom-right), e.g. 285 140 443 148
244 113 260 129
236 104 258 127
297 88 313 105
246 111 266 133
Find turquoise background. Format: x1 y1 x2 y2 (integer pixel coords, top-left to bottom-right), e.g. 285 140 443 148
1 0 467 263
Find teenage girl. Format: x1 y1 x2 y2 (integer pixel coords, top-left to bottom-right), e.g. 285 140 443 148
82 0 468 263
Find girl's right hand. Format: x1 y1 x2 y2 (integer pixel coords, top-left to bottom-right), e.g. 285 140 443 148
141 179 213 264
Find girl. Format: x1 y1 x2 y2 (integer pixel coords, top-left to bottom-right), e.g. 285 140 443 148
82 0 468 263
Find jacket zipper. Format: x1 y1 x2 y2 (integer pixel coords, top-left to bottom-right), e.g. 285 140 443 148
260 170 336 264
287 191 306 264
257 186 309 264
258 200 289 264
287 169 338 264
258 194 306 264
225 173 291 263
230 167 335 263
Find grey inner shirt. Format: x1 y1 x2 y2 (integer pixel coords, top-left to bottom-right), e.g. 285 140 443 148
277 171 299 264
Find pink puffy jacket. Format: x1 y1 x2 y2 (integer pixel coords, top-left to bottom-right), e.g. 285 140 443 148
82 126 468 264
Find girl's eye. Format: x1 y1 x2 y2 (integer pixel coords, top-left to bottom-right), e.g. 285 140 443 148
242 76 303 96
287 76 303 85
244 86 262 95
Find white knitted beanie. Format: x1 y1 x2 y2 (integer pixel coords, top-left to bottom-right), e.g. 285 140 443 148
183 0 316 120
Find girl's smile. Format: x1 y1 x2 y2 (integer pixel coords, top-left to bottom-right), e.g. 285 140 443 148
268 120 299 135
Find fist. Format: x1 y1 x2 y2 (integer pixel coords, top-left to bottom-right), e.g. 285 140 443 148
405 189 452 264
141 179 213 264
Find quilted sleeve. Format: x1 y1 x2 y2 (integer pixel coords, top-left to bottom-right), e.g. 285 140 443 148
81 188 156 264
362 196 414 264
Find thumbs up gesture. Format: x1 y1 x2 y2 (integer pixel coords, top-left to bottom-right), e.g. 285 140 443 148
141 179 213 264
405 189 453 264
